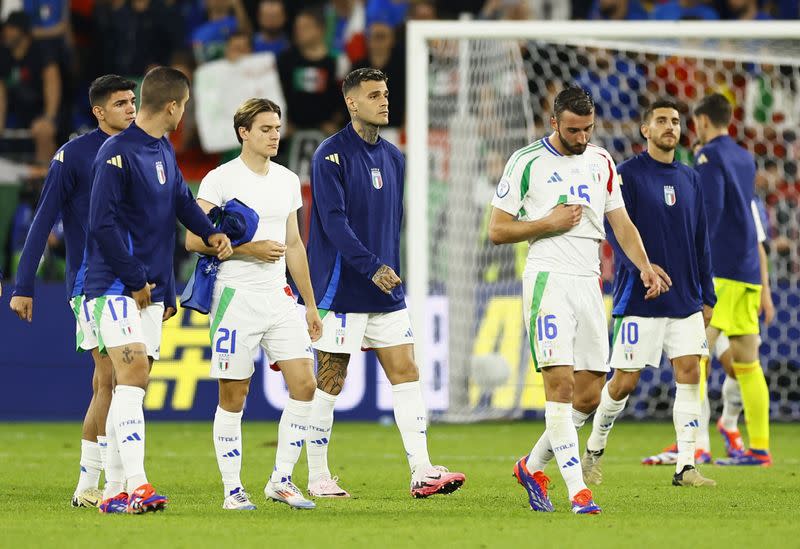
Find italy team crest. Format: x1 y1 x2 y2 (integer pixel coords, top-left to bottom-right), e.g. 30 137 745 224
156 161 166 185
664 185 676 206
371 168 383 189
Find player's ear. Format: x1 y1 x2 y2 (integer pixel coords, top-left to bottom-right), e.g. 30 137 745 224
92 105 104 121
549 115 557 132
238 126 248 142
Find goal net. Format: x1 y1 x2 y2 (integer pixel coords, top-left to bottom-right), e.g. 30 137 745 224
405 21 800 422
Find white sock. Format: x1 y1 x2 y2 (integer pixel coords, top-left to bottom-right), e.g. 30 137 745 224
102 402 125 500
392 381 432 473
674 383 701 473
97 435 108 473
721 376 743 432
526 407 588 471
586 384 628 453
271 398 312 482
111 385 148 491
306 389 337 483
546 401 586 499
214 406 244 496
75 440 102 494
696 389 711 453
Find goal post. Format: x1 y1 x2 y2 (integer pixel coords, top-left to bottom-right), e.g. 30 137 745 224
406 20 800 421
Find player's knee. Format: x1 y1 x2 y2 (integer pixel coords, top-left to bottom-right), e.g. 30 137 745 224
574 391 600 413
389 360 419 384
219 382 249 412
609 373 637 400
291 375 317 401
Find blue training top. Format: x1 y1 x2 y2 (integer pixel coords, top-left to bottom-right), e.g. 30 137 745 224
305 123 406 313
608 151 716 318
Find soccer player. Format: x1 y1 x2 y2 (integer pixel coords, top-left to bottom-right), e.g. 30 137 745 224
85 66 232 514
304 67 466 498
691 93 772 466
579 99 716 488
8 75 138 508
185 98 322 511
488 86 667 514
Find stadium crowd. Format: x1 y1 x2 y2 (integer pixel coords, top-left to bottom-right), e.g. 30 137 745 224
1 0 799 285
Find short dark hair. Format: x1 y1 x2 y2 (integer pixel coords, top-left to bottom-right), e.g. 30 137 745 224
88 75 137 107
642 98 681 123
693 93 732 128
553 86 594 120
296 6 325 30
4 11 31 34
140 66 190 111
233 98 281 144
342 68 388 97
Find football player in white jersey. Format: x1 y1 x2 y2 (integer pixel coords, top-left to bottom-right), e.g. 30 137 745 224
186 98 322 511
489 87 669 514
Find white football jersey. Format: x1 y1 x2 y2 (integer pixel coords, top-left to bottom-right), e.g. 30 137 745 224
198 157 303 291
491 137 624 277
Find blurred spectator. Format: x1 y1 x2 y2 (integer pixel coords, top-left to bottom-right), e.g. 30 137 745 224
407 0 437 20
724 0 771 20
21 0 69 60
353 21 404 127
253 0 290 56
366 0 407 27
191 0 252 64
590 0 649 20
94 0 183 78
651 0 720 20
0 11 60 163
479 0 530 20
744 64 798 134
324 0 367 63
277 6 343 135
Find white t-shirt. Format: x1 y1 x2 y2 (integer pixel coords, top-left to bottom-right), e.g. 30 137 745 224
197 157 302 291
491 137 624 277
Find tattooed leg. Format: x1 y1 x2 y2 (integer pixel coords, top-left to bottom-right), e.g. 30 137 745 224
315 351 350 396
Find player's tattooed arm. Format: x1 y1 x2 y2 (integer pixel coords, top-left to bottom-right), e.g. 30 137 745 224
371 265 401 294
316 351 350 395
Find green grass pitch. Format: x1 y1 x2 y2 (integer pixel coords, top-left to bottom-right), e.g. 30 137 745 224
2 421 798 548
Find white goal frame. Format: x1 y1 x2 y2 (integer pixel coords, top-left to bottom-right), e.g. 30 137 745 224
405 20 800 375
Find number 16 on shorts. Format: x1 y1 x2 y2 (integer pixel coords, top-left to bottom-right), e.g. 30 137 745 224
534 314 558 366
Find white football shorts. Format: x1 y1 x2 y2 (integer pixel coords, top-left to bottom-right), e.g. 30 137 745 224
609 311 708 370
89 295 164 359
70 295 98 352
313 307 415 355
209 285 313 380
523 271 609 372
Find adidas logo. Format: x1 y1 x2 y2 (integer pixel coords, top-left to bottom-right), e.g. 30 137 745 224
122 432 141 443
685 419 700 428
405 329 413 338
53 150 65 163
546 172 563 184
600 422 613 429
309 437 329 446
222 449 241 458
290 440 305 448
562 456 580 469
106 155 122 168
325 153 341 165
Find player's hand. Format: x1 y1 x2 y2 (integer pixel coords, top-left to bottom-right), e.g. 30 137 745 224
546 204 582 233
208 233 233 260
702 304 714 327
162 306 177 322
10 295 33 322
650 263 672 290
759 287 775 325
132 283 156 310
372 264 401 294
306 307 323 342
250 240 287 263
640 267 665 300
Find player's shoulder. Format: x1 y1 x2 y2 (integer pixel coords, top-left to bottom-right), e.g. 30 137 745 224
380 138 404 162
586 143 615 163
503 138 549 177
269 160 301 184
314 128 348 159
54 129 105 166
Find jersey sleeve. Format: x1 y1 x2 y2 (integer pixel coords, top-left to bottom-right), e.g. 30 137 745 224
196 169 224 207
291 173 303 212
174 166 219 245
751 199 766 243
13 153 74 297
311 151 383 279
490 155 524 215
694 174 717 307
605 163 636 270
603 156 625 213
89 154 148 291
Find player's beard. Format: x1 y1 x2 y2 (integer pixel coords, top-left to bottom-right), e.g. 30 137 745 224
654 134 677 152
558 132 587 155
